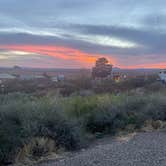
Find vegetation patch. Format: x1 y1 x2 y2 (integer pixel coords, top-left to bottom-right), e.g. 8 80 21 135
0 86 166 165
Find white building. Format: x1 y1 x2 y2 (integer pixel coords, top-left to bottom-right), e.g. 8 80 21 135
159 69 166 83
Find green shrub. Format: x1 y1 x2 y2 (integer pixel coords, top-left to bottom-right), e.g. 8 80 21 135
0 90 166 164
0 94 81 164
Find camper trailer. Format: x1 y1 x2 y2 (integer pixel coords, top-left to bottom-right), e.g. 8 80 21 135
159 69 166 83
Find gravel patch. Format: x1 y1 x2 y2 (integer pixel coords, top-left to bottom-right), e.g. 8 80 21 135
39 131 166 166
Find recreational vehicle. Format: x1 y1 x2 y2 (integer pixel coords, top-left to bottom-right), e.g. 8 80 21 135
159 69 166 83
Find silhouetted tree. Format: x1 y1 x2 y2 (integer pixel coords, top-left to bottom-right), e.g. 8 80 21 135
92 57 113 78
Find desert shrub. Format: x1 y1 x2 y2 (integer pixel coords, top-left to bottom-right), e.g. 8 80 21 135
144 82 165 93
60 76 92 96
34 107 81 150
0 94 81 164
92 77 158 94
85 107 115 133
92 79 116 94
60 82 76 96
69 92 166 134
120 92 166 128
63 96 98 118
0 109 27 164
0 90 166 164
143 93 166 121
63 95 124 133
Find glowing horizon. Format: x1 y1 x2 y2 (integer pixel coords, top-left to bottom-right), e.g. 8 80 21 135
0 44 165 69
0 44 117 68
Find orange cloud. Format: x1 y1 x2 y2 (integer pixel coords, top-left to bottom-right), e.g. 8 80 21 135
0 44 164 69
0 44 116 68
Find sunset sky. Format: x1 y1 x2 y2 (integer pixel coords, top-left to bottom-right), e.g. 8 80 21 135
0 0 165 69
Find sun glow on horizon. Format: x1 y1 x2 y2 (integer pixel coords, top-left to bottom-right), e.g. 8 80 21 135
0 45 165 69
0 44 116 68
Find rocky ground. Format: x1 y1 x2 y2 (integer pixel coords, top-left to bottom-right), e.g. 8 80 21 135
38 131 166 166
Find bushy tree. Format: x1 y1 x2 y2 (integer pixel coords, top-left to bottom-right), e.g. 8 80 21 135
92 57 113 79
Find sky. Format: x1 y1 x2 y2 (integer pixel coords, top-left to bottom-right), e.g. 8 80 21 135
0 0 166 69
